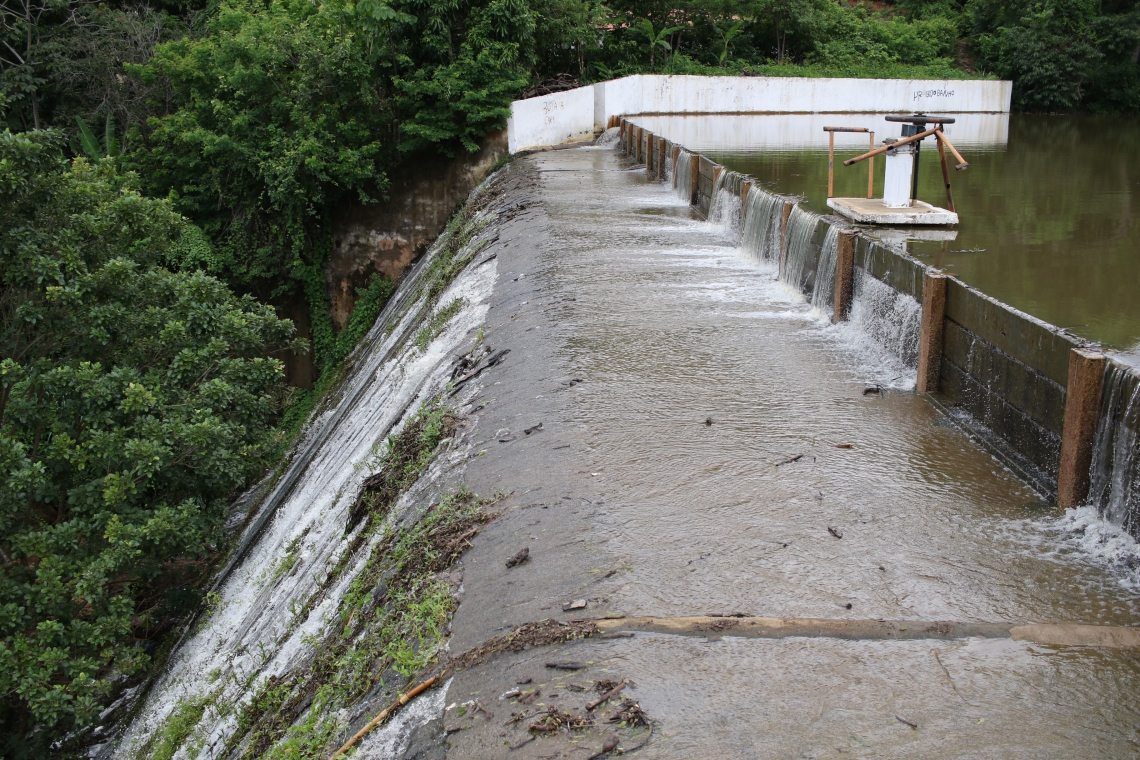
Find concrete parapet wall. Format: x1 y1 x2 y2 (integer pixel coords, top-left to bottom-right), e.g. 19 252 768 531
509 75 1012 153
507 85 597 153
603 74 1011 116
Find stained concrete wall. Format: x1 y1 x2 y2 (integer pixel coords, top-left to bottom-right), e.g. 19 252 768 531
601 75 1011 116
327 130 508 333
630 112 1011 151
510 75 1013 153
507 86 597 153
938 281 1077 489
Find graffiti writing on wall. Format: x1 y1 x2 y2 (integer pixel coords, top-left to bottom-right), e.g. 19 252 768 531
914 89 955 100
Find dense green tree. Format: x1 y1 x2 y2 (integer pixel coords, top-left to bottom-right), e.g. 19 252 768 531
0 129 299 752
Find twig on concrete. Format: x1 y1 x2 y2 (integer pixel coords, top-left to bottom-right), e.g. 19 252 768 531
329 676 436 758
586 680 628 712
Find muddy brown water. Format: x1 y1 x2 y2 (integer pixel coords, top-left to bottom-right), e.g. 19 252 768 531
437 143 1140 759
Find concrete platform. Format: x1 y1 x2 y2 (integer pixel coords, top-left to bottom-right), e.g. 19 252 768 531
827 196 958 225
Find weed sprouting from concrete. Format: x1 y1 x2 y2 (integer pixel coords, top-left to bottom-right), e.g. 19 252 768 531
414 297 466 352
214 393 495 759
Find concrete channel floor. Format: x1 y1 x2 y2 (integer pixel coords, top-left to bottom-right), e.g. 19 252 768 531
428 145 1140 759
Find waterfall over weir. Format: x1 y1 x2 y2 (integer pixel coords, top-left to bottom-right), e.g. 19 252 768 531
673 150 693 204
707 170 745 239
106 172 504 759
846 269 922 374
779 205 821 293
810 225 840 313
1089 363 1140 533
739 187 783 264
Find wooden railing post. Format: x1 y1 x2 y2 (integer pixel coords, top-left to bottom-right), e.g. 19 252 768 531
645 132 654 177
1058 348 1107 507
833 231 857 323
915 272 948 392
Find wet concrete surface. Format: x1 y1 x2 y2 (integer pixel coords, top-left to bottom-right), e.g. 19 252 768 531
435 145 1140 758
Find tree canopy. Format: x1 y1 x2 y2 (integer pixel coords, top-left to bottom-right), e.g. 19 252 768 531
0 129 299 754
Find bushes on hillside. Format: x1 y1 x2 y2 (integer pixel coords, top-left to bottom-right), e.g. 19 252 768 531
0 130 300 751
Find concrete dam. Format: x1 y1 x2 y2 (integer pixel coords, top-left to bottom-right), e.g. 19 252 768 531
105 77 1140 759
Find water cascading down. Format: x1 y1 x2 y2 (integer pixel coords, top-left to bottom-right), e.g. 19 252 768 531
674 150 693 204
1088 363 1140 533
847 270 922 370
780 205 821 294
739 188 784 265
707 171 745 239
810 225 841 313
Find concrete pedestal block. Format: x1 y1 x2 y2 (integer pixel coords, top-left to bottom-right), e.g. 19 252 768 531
833 232 857 323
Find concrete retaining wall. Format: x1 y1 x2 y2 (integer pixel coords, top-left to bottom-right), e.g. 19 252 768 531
509 75 1013 153
507 85 597 153
621 115 1138 509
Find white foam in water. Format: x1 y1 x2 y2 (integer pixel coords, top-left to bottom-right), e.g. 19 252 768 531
779 205 819 294
1088 363 1140 531
810 225 840 313
836 270 921 388
595 126 620 147
1045 507 1140 591
707 170 743 241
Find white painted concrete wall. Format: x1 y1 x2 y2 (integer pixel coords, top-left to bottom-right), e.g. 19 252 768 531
508 74 1012 154
629 112 1010 150
506 86 596 154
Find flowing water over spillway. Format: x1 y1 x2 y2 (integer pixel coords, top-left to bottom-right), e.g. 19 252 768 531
107 183 503 758
521 144 1140 756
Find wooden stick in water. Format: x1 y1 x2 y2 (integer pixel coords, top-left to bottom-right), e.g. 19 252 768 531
329 676 436 759
828 130 835 198
867 131 875 199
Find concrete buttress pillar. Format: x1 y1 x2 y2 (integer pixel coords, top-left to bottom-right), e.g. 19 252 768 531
1058 348 1107 507
916 272 948 392
689 157 699 204
833 231 857 323
778 201 794 279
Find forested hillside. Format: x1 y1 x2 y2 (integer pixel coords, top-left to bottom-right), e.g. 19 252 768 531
1 0 1138 753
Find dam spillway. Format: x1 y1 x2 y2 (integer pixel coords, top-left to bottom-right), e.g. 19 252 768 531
109 129 1140 758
